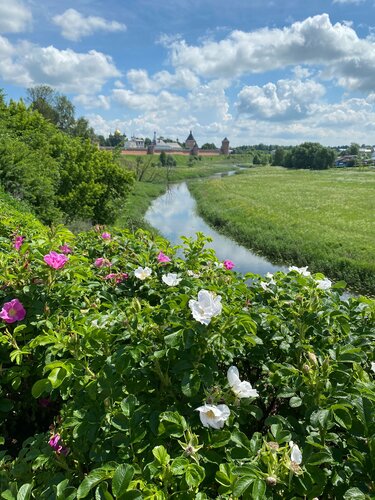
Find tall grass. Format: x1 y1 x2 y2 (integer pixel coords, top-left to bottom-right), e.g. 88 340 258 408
189 166 375 294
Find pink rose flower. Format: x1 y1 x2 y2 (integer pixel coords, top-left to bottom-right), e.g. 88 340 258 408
0 299 26 323
43 251 68 270
101 232 111 240
13 235 24 251
157 251 171 263
94 258 112 268
223 260 235 270
104 272 128 283
48 434 69 456
59 244 72 254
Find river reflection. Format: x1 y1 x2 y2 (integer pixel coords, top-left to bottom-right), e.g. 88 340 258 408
145 182 287 276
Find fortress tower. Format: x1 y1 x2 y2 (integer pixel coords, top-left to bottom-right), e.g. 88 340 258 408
221 137 230 155
185 130 196 151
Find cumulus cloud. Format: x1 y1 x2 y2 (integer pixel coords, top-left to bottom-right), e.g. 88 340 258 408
127 68 200 92
73 94 111 110
236 78 326 120
112 89 185 111
0 0 32 33
53 8 126 41
162 14 375 92
0 38 120 93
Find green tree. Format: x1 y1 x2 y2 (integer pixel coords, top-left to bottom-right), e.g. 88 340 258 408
284 142 335 170
272 147 285 166
347 143 360 156
201 142 217 150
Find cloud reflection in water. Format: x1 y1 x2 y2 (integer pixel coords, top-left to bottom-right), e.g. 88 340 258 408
145 182 286 276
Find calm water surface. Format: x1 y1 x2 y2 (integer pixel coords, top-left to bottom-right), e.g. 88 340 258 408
145 181 287 276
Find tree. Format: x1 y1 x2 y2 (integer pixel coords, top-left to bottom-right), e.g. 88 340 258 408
272 147 285 166
201 143 217 150
284 142 336 170
348 143 360 156
71 117 96 141
253 154 261 165
54 95 75 133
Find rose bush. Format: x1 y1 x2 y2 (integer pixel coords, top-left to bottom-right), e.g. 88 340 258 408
0 205 374 498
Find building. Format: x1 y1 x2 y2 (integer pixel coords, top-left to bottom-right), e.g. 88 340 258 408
185 131 196 151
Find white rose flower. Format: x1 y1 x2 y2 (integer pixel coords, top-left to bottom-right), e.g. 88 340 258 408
316 278 332 290
288 266 311 277
195 403 230 429
188 289 222 325
289 441 303 464
134 266 152 280
227 366 259 399
371 362 375 372
162 273 182 286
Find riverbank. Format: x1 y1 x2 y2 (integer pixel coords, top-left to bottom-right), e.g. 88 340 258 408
189 166 375 295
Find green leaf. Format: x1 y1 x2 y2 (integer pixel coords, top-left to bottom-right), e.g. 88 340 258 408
158 411 187 437
152 445 170 466
210 430 231 448
77 468 115 499
343 488 366 499
112 464 134 498
310 409 330 429
17 484 32 500
120 395 137 416
185 464 205 488
252 479 266 500
31 378 51 398
48 367 67 389
0 398 13 413
233 477 253 497
333 407 352 430
289 396 302 408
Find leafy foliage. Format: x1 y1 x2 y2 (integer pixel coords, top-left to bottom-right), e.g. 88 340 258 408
283 142 336 170
0 198 374 498
0 93 134 224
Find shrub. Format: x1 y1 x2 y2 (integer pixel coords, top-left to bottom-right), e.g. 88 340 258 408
0 222 374 499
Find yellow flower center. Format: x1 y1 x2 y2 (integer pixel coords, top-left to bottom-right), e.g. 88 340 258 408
206 410 215 418
9 308 16 316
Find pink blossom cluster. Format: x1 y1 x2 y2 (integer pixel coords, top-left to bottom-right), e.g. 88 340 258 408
0 299 26 323
44 251 68 270
101 232 111 240
13 235 24 251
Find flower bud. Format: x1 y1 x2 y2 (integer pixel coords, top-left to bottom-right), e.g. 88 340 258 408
267 441 279 451
308 352 318 365
266 476 277 487
302 364 310 373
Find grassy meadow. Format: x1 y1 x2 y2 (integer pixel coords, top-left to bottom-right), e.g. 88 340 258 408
189 166 375 294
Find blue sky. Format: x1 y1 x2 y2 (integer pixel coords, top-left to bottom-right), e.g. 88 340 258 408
1 0 375 146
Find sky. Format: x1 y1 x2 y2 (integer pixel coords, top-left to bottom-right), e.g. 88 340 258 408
1 0 375 147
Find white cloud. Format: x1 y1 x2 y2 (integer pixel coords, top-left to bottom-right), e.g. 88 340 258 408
73 94 111 110
0 38 121 93
53 8 126 42
236 78 326 120
163 14 375 92
127 68 200 92
0 0 32 33
112 88 185 111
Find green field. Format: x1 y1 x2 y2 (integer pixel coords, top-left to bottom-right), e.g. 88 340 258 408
189 166 375 294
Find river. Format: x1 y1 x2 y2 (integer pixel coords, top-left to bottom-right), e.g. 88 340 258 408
145 178 287 276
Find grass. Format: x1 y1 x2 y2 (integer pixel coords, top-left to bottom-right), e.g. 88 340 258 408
189 166 375 295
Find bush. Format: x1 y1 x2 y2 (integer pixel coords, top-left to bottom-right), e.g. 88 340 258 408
0 220 374 499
